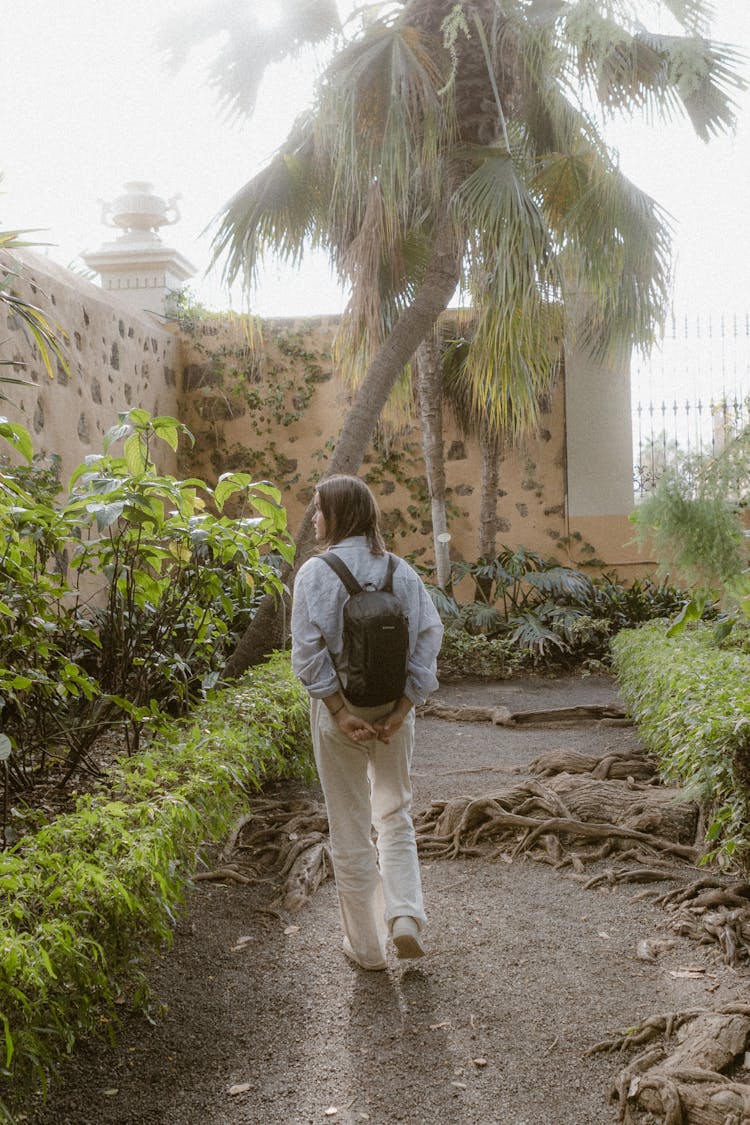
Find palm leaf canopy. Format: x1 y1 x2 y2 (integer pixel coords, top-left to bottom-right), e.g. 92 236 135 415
159 0 341 122
211 0 745 440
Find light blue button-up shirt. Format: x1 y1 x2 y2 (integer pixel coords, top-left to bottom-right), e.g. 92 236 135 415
291 536 444 705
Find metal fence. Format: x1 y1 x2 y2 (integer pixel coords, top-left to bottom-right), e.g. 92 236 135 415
631 312 750 498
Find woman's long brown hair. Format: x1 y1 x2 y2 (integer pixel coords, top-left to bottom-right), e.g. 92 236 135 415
315 475 386 555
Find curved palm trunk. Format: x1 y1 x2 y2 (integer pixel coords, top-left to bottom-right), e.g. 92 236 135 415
223 216 461 678
415 335 451 589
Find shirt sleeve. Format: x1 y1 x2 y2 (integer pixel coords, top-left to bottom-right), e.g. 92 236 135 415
402 567 444 706
290 563 340 699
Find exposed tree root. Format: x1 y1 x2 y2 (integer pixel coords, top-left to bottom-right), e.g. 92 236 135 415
413 775 699 865
583 866 686 891
589 1005 750 1124
418 700 628 727
212 797 333 913
527 747 658 783
192 865 253 885
641 879 750 968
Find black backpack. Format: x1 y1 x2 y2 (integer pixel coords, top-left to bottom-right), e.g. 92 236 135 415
320 552 410 707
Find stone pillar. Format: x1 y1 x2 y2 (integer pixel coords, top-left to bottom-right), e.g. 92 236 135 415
82 182 196 319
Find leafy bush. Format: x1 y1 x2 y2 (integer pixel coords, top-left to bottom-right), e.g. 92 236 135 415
631 426 750 626
0 653 311 1109
612 622 750 870
438 629 525 680
429 547 689 674
0 410 294 806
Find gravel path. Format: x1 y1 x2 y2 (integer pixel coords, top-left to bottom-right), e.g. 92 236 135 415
26 675 746 1125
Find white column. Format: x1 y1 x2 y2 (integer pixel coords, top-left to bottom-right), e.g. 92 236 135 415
565 339 635 517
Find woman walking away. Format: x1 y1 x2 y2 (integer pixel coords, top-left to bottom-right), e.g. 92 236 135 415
291 475 443 971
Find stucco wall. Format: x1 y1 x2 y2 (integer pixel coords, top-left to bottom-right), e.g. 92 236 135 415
0 249 180 485
176 315 572 567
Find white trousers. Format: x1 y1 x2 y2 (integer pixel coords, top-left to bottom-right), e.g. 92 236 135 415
311 697 426 966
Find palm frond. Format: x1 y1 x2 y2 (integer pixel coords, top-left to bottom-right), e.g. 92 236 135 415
425 583 460 618
319 21 453 241
461 602 506 635
210 113 329 288
547 158 673 358
655 0 714 35
643 31 747 141
460 300 562 439
561 4 746 140
0 275 69 380
453 143 557 299
509 610 566 654
524 566 593 600
158 0 341 122
333 215 431 381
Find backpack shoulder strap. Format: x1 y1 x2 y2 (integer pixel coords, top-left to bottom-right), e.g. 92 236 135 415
380 553 398 593
319 552 363 596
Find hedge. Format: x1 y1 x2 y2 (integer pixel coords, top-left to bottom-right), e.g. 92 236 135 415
0 652 312 1111
611 623 750 869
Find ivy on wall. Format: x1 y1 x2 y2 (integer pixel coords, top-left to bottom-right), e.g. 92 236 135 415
173 297 569 567
177 311 439 547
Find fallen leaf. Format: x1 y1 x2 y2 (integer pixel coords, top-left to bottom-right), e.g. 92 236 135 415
102 1089 118 1097
227 1082 252 1096
230 936 254 952
284 925 300 935
636 938 676 961
636 939 657 961
451 1081 467 1090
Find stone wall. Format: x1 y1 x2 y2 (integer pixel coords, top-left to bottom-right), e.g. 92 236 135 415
176 315 569 568
1 251 646 577
0 250 180 484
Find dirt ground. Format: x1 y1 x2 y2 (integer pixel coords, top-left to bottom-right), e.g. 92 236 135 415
24 674 749 1125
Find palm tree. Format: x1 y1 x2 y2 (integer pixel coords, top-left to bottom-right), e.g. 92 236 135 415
438 321 561 605
202 0 744 675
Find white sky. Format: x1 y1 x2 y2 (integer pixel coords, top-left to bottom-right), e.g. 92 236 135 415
1 0 749 321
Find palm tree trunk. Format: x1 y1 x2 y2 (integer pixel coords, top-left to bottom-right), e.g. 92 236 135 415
223 215 461 678
475 426 502 601
415 335 451 589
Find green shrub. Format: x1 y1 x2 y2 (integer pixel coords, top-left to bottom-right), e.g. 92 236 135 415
430 548 688 675
438 629 525 679
611 622 750 869
0 410 294 800
0 653 311 1108
630 428 750 626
